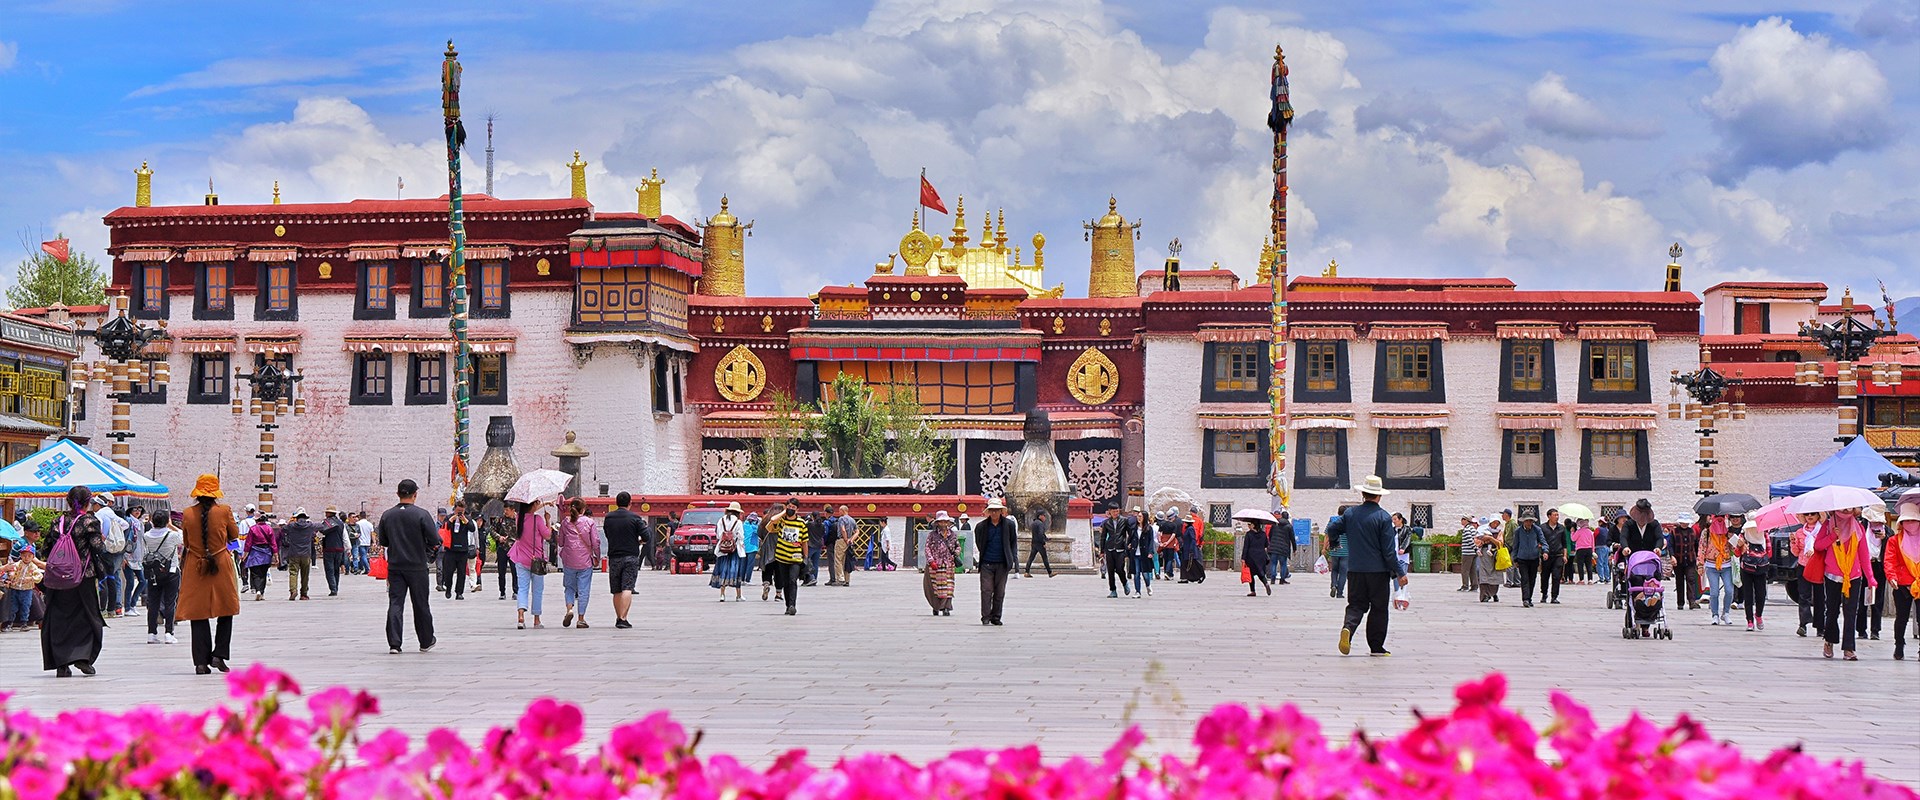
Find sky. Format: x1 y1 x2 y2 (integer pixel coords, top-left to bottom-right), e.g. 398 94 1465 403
0 0 1916 301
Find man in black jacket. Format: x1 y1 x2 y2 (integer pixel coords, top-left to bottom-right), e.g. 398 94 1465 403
376 479 439 654
319 508 348 597
1541 508 1568 604
974 499 1019 625
440 507 477 600
1326 476 1407 656
603 492 645 629
1097 505 1135 598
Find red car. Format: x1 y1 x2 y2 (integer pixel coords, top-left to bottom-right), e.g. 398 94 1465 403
669 507 726 571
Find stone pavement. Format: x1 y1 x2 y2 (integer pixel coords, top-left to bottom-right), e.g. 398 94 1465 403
3 568 1915 784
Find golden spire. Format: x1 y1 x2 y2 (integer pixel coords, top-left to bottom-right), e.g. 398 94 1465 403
948 196 970 250
912 208 921 230
636 167 664 217
271 180 281 205
568 150 588 201
1084 196 1140 298
134 161 153 208
995 208 1008 251
1257 236 1274 283
1664 242 1683 292
1032 232 1046 270
700 195 751 296
204 177 219 206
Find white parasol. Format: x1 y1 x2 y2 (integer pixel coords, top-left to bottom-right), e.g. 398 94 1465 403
504 469 573 505
1786 485 1882 515
1232 508 1278 525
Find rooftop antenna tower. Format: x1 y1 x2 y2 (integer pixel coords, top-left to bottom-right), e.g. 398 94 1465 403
485 113 496 196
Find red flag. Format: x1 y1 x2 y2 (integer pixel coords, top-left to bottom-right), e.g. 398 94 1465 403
40 238 70 262
919 174 947 215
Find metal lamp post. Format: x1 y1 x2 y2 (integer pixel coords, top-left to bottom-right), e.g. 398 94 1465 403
91 295 168 468
236 360 304 513
1671 353 1728 498
1799 288 1892 443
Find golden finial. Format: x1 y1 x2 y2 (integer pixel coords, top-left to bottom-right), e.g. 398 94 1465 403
912 209 921 231
1257 236 1274 283
568 150 589 201
948 196 970 250
995 208 1008 250
636 167 665 217
1324 259 1339 278
271 180 281 205
134 161 153 208
1032 233 1046 269
446 40 457 58
204 177 218 206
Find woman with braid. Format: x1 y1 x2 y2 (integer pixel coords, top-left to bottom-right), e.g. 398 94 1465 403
176 474 242 675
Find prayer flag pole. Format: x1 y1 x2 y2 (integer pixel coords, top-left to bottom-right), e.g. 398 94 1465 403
1267 45 1293 510
443 41 472 502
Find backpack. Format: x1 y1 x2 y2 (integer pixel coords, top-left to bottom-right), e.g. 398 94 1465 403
101 513 128 555
41 517 85 590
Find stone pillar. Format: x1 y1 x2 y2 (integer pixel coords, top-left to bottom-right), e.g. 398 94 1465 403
551 430 589 498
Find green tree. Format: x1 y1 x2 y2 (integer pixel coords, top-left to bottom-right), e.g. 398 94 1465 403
814 372 953 487
751 389 815 479
7 244 108 310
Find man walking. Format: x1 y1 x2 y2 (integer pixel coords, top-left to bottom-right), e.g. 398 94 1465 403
1457 515 1480 592
766 498 810 615
1541 509 1568 604
442 507 477 600
1128 507 1155 597
974 498 1018 625
376 480 438 653
1329 476 1406 656
352 513 375 575
1324 510 1348 599
603 492 645 629
805 507 828 587
830 505 856 587
1269 512 1294 585
93 493 129 617
1510 514 1548 608
319 508 348 596
1668 516 1702 610
1098 505 1134 598
279 509 320 601
1024 508 1055 578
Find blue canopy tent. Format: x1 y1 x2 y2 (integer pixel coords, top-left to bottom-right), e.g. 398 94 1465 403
0 439 168 500
1768 436 1906 497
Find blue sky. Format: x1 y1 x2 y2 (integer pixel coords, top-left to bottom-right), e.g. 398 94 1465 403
1 0 1915 300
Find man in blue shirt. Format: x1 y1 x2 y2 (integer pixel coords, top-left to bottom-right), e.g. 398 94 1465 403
1325 476 1407 656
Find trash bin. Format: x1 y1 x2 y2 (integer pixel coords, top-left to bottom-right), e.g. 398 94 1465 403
1410 540 1433 573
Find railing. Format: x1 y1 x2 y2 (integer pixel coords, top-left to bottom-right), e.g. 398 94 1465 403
1863 426 1920 451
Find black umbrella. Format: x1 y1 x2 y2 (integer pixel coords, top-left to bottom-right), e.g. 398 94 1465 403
1693 493 1762 516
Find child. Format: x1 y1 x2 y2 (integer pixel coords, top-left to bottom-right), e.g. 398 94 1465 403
1 547 46 632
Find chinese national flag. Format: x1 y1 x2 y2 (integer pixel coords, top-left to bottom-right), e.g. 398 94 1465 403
41 238 70 262
919 174 947 215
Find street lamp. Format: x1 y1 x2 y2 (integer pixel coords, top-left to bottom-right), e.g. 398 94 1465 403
236 360 305 514
1672 354 1730 498
90 295 168 468
1799 287 1893 443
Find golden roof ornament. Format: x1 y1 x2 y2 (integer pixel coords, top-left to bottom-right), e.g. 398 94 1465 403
568 150 589 201
1257 236 1275 283
271 180 281 205
204 177 218 206
134 161 153 208
1324 259 1338 277
637 168 665 218
899 209 940 276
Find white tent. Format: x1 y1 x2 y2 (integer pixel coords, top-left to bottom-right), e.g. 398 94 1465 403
0 439 168 499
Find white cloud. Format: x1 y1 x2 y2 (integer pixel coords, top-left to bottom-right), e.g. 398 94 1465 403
207 97 443 204
1702 17 1894 182
1427 145 1665 271
1523 72 1659 141
129 57 372 98
0 41 16 71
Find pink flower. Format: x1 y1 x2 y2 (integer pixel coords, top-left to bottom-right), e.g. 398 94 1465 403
358 729 412 765
227 663 303 700
517 698 584 755
307 687 380 730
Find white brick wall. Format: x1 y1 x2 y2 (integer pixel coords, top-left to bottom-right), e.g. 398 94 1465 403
1712 407 1842 500
74 289 694 512
1140 334 1704 526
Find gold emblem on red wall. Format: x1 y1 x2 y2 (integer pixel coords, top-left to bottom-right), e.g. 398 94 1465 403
714 345 766 402
1067 347 1119 405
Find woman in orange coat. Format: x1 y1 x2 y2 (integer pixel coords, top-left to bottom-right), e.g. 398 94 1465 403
176 474 241 674
1886 504 1919 661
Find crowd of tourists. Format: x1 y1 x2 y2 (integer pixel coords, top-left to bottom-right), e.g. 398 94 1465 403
8 471 1915 677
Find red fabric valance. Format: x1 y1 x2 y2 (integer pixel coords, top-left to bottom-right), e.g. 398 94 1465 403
1289 323 1356 341
184 248 235 263
1496 413 1563 430
1368 323 1449 342
1575 413 1659 430
348 245 401 261
243 337 301 354
1371 412 1449 429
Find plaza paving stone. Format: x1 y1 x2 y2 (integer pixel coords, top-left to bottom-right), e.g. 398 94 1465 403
2 568 1915 784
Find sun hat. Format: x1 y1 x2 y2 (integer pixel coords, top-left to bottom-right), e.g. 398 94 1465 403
986 498 1007 511
1897 505 1920 524
293 508 309 519
1359 475 1390 497
934 510 952 521
725 501 743 513
192 474 223 499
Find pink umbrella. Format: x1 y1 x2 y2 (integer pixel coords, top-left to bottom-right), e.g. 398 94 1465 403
1752 497 1795 532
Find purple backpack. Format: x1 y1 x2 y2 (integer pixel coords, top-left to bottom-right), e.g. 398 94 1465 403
40 516 84 591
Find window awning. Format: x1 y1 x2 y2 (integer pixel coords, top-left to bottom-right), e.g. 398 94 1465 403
401 243 446 259
1496 321 1564 340
183 248 235 263
244 336 301 354
465 245 511 261
1289 413 1357 430
119 248 173 262
247 249 299 263
1578 322 1655 341
348 244 401 261
1495 413 1563 430
1574 412 1659 430
1197 414 1270 431
175 335 238 354
1368 322 1450 341
1194 325 1269 343
342 334 517 354
1289 322 1357 341
1371 410 1450 429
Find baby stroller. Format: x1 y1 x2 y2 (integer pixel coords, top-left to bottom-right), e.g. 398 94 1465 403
1620 550 1672 640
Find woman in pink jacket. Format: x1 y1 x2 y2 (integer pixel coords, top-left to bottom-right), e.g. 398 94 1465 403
508 500 554 630
1883 504 1918 661
1811 507 1877 660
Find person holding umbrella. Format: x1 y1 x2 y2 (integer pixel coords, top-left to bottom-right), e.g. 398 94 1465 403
1793 485 1883 660
1235 509 1275 597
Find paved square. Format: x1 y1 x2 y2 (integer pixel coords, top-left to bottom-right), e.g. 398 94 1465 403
3 569 1914 785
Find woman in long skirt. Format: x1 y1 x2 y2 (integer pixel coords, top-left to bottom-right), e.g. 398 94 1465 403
177 475 241 674
710 502 746 601
1178 512 1206 583
1474 518 1504 602
1242 521 1272 597
923 512 958 616
42 486 107 677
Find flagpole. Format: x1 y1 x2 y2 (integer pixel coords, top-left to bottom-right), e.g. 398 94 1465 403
1267 45 1293 511
443 41 472 505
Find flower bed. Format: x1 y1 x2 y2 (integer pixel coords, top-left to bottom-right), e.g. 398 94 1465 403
2 667 1910 799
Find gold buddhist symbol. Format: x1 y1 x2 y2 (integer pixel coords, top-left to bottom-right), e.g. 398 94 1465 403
899 228 938 274
1068 347 1119 405
1052 316 1065 334
714 345 766 402
712 315 725 333
317 262 333 279
761 314 774 333
1099 317 1112 336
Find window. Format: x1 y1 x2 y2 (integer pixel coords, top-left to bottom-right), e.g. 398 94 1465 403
1580 430 1649 491
1202 429 1268 489
72 385 86 421
257 264 297 320
1510 343 1542 390
194 263 232 320
1372 340 1446 403
1294 428 1349 490
1383 344 1430 392
1202 343 1268 401
413 261 447 317
188 354 230 404
1500 429 1558 489
356 263 394 320
1869 398 1920 426
1292 341 1349 402
129 262 168 319
817 361 1018 415
475 261 509 318
352 352 392 405
407 354 446 405
1375 428 1444 490
128 360 166 404
471 354 507 405
1588 344 1636 392
1409 503 1433 530
654 353 672 414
